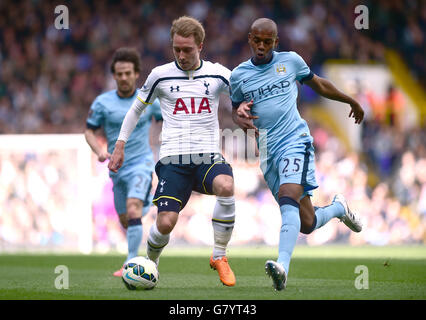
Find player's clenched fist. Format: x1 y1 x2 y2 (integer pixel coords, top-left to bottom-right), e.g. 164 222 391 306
97 151 111 163
108 140 125 172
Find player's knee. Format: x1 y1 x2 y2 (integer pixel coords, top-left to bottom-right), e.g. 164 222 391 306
278 184 304 201
300 216 316 234
157 220 174 234
126 199 143 220
157 212 178 234
213 177 234 197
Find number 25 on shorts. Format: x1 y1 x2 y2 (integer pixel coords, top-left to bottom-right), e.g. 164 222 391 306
281 157 302 176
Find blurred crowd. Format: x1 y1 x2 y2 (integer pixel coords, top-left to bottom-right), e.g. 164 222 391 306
1 0 424 134
0 0 425 250
0 150 82 251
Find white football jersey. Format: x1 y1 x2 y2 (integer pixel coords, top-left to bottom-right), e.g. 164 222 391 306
138 60 231 160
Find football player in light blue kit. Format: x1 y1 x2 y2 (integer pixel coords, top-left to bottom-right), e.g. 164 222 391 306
85 48 162 277
230 18 364 290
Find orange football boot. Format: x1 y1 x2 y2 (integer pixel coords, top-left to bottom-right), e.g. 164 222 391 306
209 256 236 286
113 266 124 277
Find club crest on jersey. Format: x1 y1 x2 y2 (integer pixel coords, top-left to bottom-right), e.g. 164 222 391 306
275 64 286 75
170 85 180 92
173 97 211 114
159 179 166 193
204 81 210 95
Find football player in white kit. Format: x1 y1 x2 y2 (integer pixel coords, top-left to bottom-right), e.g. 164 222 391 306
109 16 236 286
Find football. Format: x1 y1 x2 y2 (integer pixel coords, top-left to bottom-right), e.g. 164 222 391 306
121 256 159 290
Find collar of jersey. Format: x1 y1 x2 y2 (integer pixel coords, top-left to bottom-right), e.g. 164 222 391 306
175 59 204 72
115 89 137 100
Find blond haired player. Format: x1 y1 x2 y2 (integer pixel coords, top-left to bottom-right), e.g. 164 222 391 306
109 16 236 286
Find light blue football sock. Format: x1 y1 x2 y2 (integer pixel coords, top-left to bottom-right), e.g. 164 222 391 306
126 218 143 262
313 202 345 230
277 197 301 275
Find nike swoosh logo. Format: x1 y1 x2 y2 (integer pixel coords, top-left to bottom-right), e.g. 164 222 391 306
125 273 141 282
242 79 249 83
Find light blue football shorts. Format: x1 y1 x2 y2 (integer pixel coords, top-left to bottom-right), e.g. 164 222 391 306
110 161 153 216
262 142 318 203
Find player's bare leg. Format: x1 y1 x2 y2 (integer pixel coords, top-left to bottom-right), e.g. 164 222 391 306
299 195 316 234
209 174 236 286
118 214 128 229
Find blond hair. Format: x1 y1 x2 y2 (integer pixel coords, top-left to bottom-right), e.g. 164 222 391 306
170 16 205 45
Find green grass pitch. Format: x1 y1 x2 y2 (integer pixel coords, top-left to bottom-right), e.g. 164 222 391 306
0 245 425 300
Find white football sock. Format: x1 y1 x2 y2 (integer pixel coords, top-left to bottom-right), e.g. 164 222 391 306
147 223 169 266
212 196 235 260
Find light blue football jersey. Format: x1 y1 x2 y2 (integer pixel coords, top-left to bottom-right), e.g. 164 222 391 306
230 51 314 158
86 90 162 167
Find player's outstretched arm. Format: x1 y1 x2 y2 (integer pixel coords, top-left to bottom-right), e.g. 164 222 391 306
305 75 364 124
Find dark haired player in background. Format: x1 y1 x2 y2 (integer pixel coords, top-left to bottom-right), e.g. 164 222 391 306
85 47 162 277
